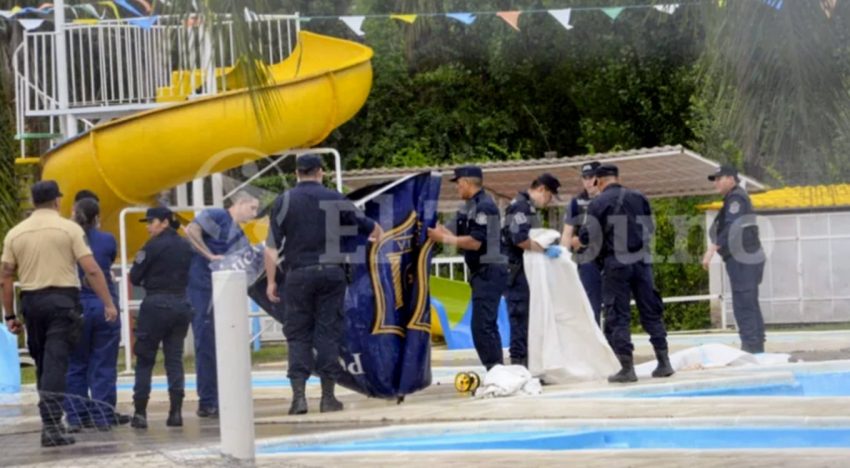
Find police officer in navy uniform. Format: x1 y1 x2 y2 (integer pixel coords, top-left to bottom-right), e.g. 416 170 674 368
703 165 766 353
429 166 508 370
501 173 561 368
576 164 674 383
558 161 603 324
129 207 195 429
64 193 131 431
264 155 382 415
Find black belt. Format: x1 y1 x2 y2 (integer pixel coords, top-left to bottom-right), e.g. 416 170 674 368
289 264 342 272
146 289 186 296
20 287 79 298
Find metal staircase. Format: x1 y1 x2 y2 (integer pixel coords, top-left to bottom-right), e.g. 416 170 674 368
13 11 300 162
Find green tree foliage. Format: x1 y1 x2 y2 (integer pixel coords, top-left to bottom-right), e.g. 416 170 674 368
0 14 19 242
645 196 713 331
303 1 703 169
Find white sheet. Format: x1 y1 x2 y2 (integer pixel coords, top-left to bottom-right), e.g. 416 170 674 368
633 343 792 377
525 229 620 383
474 365 543 398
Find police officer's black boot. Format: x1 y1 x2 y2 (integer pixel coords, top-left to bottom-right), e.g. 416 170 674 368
166 393 183 427
41 424 75 447
651 349 675 378
319 378 344 413
608 354 638 383
131 398 148 429
289 379 308 415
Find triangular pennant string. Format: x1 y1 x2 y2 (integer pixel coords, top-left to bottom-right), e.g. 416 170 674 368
548 8 573 30
602 7 624 20
340 15 366 36
496 11 521 31
390 14 417 24
446 12 475 25
653 4 680 15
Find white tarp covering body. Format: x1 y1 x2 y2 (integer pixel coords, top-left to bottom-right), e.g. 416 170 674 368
525 229 620 383
634 343 791 377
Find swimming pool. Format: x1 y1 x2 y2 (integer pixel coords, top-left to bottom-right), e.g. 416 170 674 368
642 371 850 398
257 421 850 453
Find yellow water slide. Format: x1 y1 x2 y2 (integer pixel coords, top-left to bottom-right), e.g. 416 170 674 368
40 31 373 255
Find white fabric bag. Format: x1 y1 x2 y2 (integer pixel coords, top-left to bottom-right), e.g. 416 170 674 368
525 229 620 383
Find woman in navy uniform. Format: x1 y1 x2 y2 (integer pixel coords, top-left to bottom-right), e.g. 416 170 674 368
558 161 603 324
429 166 508 370
64 195 129 431
129 207 194 429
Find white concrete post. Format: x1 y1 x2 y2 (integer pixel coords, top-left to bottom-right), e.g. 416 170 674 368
212 270 255 462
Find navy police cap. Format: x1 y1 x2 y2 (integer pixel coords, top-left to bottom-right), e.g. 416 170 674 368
708 164 739 181
580 161 601 177
535 173 562 197
450 166 483 182
140 206 174 223
296 154 323 171
595 164 619 177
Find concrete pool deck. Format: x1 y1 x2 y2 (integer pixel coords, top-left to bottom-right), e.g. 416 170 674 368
3 329 850 466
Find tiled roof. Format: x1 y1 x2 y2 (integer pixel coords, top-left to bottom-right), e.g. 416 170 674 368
699 184 850 211
341 146 765 209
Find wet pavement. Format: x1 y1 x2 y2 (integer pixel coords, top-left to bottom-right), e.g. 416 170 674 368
1 397 396 467
3 330 850 466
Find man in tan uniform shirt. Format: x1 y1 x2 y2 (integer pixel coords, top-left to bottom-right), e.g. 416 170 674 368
1 181 118 448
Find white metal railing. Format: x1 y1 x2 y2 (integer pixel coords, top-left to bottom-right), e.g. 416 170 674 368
429 255 724 320
13 14 300 156
431 256 470 282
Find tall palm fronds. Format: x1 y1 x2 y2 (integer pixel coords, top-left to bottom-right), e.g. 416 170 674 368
693 0 850 184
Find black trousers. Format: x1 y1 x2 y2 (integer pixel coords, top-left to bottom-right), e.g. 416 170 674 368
470 265 508 370
504 267 529 364
21 288 83 427
601 261 668 356
281 265 348 382
505 297 529 364
133 294 192 401
725 257 766 352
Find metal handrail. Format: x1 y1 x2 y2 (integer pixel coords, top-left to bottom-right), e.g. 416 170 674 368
13 13 301 159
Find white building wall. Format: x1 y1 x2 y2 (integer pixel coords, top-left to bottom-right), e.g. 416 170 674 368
708 209 850 327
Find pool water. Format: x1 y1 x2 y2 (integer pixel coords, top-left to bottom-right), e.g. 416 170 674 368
258 426 850 453
643 371 850 398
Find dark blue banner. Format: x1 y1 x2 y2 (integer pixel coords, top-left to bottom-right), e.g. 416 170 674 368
337 172 442 398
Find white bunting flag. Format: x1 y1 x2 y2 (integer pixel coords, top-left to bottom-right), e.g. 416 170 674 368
549 8 573 29
340 15 366 36
653 4 680 14
548 8 573 30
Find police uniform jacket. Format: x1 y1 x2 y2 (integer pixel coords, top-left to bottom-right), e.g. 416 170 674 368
565 190 597 264
579 183 654 267
502 191 541 265
709 185 763 261
130 228 194 293
267 181 376 271
455 189 505 274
